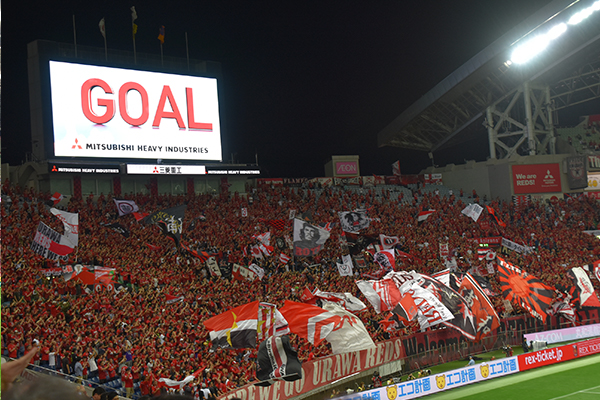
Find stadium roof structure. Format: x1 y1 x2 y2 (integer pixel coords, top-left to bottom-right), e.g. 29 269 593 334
378 0 600 159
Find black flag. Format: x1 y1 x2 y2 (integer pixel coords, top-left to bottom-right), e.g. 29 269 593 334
255 335 302 387
143 204 186 246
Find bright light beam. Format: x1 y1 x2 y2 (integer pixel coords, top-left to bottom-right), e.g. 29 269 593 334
510 1 599 65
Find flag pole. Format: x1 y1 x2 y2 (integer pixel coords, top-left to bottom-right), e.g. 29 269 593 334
133 26 137 64
104 34 108 61
131 6 138 65
72 15 78 57
185 32 190 71
160 43 164 66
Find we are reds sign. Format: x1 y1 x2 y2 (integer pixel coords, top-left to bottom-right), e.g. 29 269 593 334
512 164 561 194
336 161 358 176
49 61 222 161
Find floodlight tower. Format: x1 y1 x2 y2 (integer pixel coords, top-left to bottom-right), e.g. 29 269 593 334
486 0 600 160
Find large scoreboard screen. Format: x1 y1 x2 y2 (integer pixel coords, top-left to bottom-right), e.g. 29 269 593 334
48 61 222 161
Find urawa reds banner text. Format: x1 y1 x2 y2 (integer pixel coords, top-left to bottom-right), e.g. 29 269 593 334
219 338 404 400
49 61 222 161
512 163 561 194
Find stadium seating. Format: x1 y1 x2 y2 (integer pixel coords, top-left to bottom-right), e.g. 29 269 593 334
2 178 600 398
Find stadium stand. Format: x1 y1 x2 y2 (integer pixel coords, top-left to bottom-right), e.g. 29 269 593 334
2 178 600 398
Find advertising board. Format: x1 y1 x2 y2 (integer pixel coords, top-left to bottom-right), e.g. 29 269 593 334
525 323 600 345
336 161 359 176
512 164 561 194
337 357 519 400
517 344 576 371
49 61 222 161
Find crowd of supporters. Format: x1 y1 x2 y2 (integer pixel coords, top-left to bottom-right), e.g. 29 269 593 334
2 178 600 397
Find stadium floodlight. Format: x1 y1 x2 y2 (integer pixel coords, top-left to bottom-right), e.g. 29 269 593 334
509 1 599 65
568 0 600 24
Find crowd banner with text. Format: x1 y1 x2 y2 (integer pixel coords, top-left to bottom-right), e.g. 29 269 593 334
219 337 404 399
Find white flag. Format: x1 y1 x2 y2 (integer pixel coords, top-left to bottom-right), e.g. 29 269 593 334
322 303 375 354
461 203 483 222
130 6 138 22
312 289 367 312
249 263 265 280
99 18 106 38
50 208 79 248
113 199 139 216
336 254 354 277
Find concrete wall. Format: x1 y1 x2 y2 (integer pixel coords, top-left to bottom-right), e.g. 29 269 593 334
421 154 584 202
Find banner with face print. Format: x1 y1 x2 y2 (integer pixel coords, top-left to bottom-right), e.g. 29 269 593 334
293 219 330 257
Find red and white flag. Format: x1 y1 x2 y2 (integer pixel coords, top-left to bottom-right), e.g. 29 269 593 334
252 232 271 246
569 267 600 308
392 293 419 326
322 303 375 354
165 294 184 304
248 263 265 280
251 245 263 259
158 370 202 389
356 278 402 313
49 192 64 206
417 209 436 222
259 244 274 257
279 253 291 264
279 300 343 345
379 234 399 250
257 302 290 342
373 249 395 270
307 289 367 313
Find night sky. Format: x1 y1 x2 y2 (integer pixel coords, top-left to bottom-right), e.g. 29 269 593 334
2 0 563 178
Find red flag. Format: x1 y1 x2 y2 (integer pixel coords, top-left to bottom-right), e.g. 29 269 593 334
50 192 64 206
133 211 149 222
380 313 401 332
265 219 288 231
279 300 343 345
485 205 506 227
458 273 500 341
496 256 554 321
392 293 418 325
146 243 161 251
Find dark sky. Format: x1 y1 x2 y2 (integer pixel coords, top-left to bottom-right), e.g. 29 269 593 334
2 0 561 177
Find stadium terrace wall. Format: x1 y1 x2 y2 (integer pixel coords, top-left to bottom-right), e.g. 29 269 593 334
220 309 600 400
422 153 586 202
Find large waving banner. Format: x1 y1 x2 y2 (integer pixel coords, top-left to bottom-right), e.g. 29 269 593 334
30 222 71 261
50 208 79 247
218 336 405 400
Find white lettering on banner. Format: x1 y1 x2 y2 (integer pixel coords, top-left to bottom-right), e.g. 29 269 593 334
578 338 600 356
525 323 600 344
219 338 404 400
523 349 563 366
